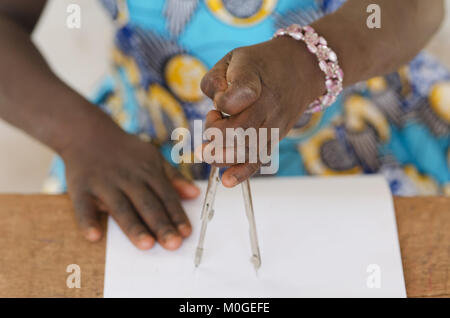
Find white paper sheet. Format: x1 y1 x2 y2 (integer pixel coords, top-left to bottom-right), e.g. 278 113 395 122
104 175 406 297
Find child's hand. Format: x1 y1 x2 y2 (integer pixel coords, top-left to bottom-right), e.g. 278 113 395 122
200 36 324 187
62 129 200 250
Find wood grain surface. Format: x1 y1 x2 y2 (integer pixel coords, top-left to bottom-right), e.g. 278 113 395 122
0 195 448 298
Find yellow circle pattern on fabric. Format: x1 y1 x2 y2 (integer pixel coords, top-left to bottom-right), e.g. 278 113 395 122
205 0 277 26
299 128 361 176
113 48 141 85
367 76 387 93
146 84 189 142
344 95 390 142
165 54 208 103
429 81 450 123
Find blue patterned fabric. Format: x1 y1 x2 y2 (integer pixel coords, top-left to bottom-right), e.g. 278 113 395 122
44 0 450 196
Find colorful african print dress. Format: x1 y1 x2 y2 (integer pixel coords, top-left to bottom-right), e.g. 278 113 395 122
44 0 450 196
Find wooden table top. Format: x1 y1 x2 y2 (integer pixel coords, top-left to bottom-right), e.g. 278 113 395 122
0 195 448 298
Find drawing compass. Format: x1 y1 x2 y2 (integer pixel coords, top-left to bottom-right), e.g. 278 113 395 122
194 110 261 271
194 166 261 271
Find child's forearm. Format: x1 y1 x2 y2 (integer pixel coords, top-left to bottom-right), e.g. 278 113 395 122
312 0 445 86
0 10 121 157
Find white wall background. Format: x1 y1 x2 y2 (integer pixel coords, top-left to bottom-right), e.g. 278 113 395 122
0 0 449 193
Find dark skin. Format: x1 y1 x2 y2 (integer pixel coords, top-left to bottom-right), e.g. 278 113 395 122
0 0 444 249
201 0 445 187
0 0 200 250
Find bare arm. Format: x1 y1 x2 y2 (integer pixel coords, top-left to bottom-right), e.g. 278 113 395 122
0 0 121 155
313 0 446 86
200 0 446 186
0 0 200 251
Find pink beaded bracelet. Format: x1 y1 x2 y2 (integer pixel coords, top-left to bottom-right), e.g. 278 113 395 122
273 24 344 113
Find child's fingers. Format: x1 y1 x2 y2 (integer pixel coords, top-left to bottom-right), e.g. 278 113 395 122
200 52 230 100
143 165 193 240
204 106 265 134
121 182 184 250
215 49 262 115
194 141 262 187
201 49 262 116
163 160 200 201
222 163 261 188
93 186 156 251
70 190 103 242
195 142 260 167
